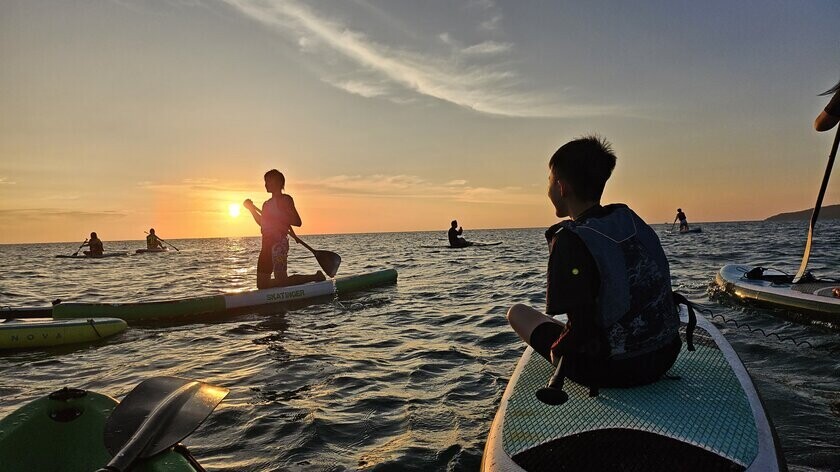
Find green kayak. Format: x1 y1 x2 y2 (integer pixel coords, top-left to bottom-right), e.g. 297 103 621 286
0 387 203 471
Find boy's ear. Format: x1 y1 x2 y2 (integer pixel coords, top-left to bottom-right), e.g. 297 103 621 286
556 179 568 197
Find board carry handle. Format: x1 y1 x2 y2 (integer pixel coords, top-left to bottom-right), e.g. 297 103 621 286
535 356 569 405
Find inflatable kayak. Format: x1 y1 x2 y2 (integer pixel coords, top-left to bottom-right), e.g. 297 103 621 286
716 264 839 322
482 307 785 472
56 252 129 259
136 248 169 254
0 318 127 350
52 268 397 322
0 386 204 471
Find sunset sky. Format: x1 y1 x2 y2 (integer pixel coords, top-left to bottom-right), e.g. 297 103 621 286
1 0 839 243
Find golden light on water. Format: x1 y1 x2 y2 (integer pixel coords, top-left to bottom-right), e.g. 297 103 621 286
228 203 241 218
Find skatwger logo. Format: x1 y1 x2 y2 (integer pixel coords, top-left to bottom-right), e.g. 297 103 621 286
266 290 306 301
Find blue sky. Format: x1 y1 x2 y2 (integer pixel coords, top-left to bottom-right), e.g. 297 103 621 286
1 0 838 242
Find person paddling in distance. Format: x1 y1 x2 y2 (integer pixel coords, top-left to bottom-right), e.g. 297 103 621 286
81 232 104 256
506 136 681 393
674 208 690 232
146 228 164 250
448 220 471 248
244 169 325 289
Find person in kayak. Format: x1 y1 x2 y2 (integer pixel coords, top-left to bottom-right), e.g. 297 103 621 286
506 136 681 389
448 220 472 247
82 232 104 256
814 80 840 132
146 228 164 250
674 208 689 232
244 169 325 289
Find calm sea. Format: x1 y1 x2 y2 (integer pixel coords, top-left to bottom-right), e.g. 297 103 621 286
1 220 838 471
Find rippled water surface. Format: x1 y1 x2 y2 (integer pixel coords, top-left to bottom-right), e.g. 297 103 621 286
1 221 838 471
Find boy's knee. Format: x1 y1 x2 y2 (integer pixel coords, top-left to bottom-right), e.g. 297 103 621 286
506 303 528 323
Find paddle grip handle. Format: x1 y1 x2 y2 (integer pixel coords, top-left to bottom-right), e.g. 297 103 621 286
535 356 569 405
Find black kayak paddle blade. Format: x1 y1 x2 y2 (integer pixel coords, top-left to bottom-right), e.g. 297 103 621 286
314 250 341 278
103 376 228 459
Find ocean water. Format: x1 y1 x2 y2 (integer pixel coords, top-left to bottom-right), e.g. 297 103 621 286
0 220 838 471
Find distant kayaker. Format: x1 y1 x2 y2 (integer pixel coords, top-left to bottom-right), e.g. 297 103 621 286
506 136 681 391
674 208 689 232
814 80 840 132
82 232 104 256
244 169 325 289
448 220 472 248
146 228 164 250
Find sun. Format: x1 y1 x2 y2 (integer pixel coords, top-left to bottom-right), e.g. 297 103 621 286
228 203 241 218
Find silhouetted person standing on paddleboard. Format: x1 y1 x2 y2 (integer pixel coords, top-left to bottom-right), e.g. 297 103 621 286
674 208 689 232
146 228 164 250
448 220 471 248
506 136 681 391
82 232 104 256
244 169 325 289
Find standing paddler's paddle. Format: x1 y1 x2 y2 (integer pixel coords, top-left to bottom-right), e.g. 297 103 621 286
792 125 840 283
289 229 341 278
96 376 228 472
144 231 180 251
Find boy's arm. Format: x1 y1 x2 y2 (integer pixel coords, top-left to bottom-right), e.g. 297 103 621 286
285 196 303 227
244 199 262 227
546 231 600 356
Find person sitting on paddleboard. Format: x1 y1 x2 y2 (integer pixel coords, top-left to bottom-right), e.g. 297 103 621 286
506 136 681 389
146 228 164 250
448 220 471 248
815 80 840 132
81 232 104 256
674 208 689 232
244 169 325 289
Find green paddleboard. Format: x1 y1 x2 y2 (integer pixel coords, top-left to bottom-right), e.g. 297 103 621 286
0 387 203 472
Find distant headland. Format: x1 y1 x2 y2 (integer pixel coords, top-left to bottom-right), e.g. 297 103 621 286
765 204 840 221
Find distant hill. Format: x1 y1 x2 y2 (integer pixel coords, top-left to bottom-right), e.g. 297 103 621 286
765 204 840 221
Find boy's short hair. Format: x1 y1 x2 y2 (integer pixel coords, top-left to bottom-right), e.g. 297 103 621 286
549 135 616 201
264 169 285 188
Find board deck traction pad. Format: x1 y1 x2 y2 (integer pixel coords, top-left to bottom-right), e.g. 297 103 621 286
490 310 780 471
717 264 839 319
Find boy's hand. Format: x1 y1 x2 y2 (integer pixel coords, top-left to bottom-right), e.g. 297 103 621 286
243 199 255 211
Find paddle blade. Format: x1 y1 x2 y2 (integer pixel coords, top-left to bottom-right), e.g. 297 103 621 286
315 250 341 278
104 376 228 458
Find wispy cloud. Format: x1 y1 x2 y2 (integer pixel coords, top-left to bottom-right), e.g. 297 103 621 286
138 174 540 205
215 0 620 118
296 174 539 205
0 177 16 185
322 78 389 98
461 41 512 55
479 15 502 31
0 208 127 221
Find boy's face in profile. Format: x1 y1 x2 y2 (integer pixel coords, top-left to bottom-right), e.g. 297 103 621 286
264 176 282 193
547 167 569 218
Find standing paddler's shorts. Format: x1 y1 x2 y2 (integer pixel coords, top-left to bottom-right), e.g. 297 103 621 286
258 235 290 278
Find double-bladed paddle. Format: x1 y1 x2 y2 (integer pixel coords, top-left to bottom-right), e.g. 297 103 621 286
96 376 228 472
71 239 88 257
289 229 341 278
